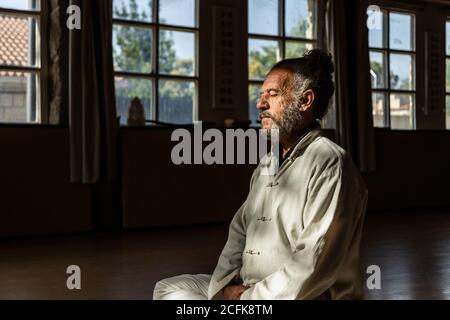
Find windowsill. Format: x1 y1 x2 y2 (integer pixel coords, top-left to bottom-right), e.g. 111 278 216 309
119 124 337 132
0 123 67 128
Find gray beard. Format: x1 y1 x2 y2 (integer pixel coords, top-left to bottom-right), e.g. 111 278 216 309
271 98 304 143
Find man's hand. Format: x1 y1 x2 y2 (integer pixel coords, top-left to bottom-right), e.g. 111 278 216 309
223 284 247 300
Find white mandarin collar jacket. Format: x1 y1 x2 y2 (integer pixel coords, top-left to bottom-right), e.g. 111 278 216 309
208 127 368 300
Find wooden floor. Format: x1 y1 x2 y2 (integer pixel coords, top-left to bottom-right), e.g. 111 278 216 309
0 210 449 300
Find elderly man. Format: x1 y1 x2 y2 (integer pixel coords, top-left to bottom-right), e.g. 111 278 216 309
153 49 368 300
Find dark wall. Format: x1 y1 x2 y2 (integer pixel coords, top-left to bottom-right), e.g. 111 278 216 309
120 128 255 228
121 128 450 229
1 127 449 237
0 126 92 237
364 129 450 211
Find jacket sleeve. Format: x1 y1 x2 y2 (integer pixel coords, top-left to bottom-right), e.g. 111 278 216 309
240 161 368 300
208 170 257 299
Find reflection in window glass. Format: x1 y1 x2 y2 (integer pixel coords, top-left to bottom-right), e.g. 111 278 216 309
0 15 39 67
248 0 279 36
285 41 313 59
113 25 152 73
390 93 414 130
158 80 195 124
115 77 152 125
248 39 280 80
0 0 39 10
390 54 414 90
368 9 384 48
248 84 260 126
159 30 195 76
389 12 413 51
285 0 316 39
113 0 152 23
159 0 196 27
372 92 387 128
0 72 38 123
369 51 385 89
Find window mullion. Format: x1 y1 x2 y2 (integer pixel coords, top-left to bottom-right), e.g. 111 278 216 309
386 10 391 128
154 0 159 122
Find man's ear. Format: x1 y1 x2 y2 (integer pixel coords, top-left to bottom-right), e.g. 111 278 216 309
299 89 315 112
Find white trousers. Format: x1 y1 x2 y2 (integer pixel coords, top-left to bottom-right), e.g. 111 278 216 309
153 274 212 300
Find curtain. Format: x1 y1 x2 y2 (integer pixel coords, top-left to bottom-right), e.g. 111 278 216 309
48 0 62 124
68 0 118 184
323 0 376 172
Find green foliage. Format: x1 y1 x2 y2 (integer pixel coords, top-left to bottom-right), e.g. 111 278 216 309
249 44 278 81
287 19 309 38
113 0 194 123
370 60 384 88
248 16 312 107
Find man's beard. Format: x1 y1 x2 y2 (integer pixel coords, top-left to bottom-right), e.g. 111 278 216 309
268 97 304 142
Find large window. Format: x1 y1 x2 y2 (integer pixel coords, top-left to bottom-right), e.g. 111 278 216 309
446 20 450 129
247 0 321 127
0 0 47 124
113 0 198 125
368 7 416 130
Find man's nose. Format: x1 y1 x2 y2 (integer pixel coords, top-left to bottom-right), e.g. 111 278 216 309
256 94 269 110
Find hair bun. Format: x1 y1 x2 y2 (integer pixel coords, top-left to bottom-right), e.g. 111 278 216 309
303 49 334 74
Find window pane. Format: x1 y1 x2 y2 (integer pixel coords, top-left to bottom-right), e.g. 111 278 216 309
249 84 260 127
446 95 450 129
115 77 152 126
248 0 279 36
0 71 38 123
390 93 414 130
372 92 387 127
159 29 195 76
389 12 414 51
248 38 280 80
0 0 39 10
446 22 450 56
113 0 152 23
285 0 316 39
159 0 196 27
390 53 414 90
158 80 195 124
285 41 313 59
370 51 386 89
367 9 384 48
113 25 152 73
446 58 450 93
0 15 39 67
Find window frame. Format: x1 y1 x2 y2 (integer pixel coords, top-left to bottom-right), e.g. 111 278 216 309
0 1 49 124
112 0 200 125
446 18 450 129
368 2 418 130
246 0 329 127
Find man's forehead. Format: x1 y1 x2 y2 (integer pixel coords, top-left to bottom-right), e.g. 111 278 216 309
262 68 293 90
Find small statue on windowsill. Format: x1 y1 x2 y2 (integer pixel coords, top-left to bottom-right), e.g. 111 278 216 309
127 97 145 127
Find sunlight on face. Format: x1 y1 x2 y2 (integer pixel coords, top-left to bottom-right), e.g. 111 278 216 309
257 68 294 130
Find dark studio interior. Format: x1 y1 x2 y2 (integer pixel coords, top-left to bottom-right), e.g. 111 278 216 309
0 0 450 301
